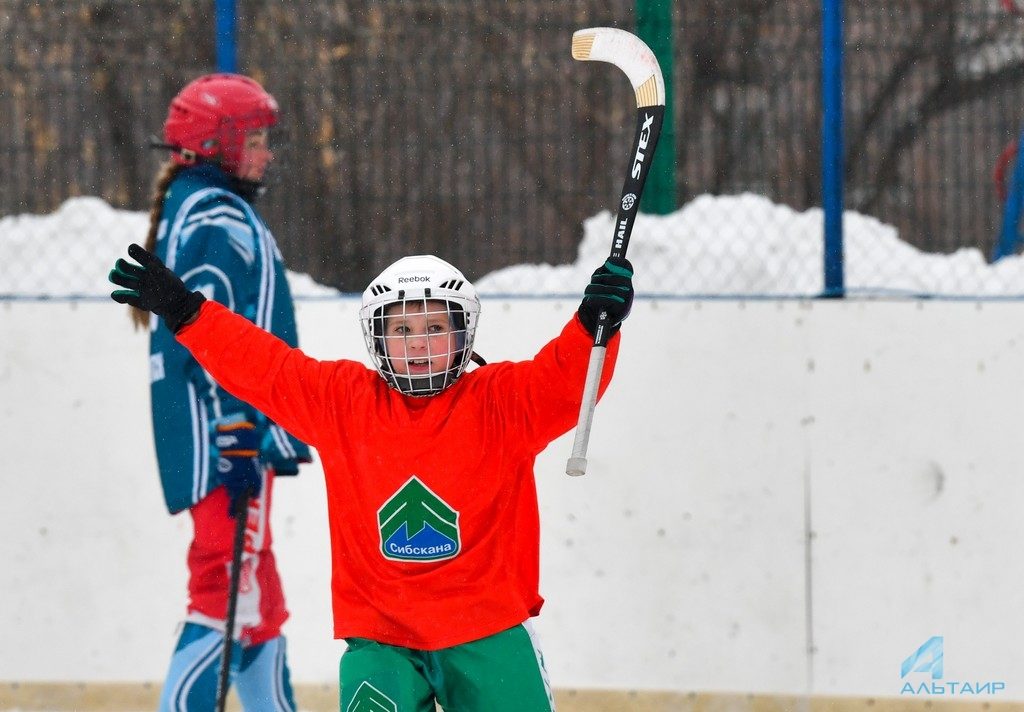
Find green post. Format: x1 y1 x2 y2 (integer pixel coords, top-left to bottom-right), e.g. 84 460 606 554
636 0 676 214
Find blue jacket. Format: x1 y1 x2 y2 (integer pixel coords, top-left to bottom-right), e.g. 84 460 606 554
149 164 311 514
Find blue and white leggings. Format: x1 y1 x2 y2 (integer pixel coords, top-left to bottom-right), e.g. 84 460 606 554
159 622 296 712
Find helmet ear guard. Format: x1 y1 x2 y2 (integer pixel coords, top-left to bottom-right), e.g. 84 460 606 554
360 256 481 397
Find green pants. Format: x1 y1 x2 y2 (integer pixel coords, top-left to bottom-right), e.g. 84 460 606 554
339 622 555 712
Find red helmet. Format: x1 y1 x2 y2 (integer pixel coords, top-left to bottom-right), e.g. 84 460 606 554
162 73 279 175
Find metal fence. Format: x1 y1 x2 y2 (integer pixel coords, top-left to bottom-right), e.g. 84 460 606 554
3 0 1024 299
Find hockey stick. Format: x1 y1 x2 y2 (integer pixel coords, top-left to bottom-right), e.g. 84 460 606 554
566 27 666 477
215 492 250 712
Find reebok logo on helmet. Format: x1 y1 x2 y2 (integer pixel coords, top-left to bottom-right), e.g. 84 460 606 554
359 254 481 397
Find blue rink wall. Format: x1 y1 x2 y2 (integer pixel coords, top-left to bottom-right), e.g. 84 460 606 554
1 299 1023 708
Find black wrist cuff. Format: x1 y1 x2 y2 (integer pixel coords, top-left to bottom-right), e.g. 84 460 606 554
166 291 207 334
577 304 622 339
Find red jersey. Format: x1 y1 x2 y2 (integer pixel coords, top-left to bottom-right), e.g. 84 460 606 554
178 301 619 650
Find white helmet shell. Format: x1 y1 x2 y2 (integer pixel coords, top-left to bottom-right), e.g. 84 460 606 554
359 255 481 396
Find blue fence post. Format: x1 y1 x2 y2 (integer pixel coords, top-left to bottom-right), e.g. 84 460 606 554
821 0 845 297
214 0 238 73
992 130 1024 261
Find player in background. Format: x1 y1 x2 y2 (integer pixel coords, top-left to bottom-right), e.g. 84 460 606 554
110 243 633 711
128 73 311 712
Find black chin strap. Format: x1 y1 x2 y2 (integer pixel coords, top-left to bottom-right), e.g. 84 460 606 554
470 352 487 367
148 136 198 164
148 136 266 202
229 176 266 203
148 137 178 151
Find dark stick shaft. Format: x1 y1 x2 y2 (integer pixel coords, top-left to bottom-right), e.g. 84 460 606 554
611 105 665 258
216 493 250 712
593 105 665 347
567 104 664 477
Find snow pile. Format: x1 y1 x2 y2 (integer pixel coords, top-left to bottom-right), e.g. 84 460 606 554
0 197 341 298
3 194 1024 298
478 193 1024 297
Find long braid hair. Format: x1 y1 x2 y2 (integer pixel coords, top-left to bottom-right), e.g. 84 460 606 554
130 160 184 330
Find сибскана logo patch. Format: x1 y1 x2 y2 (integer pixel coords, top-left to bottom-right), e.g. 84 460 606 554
378 476 460 562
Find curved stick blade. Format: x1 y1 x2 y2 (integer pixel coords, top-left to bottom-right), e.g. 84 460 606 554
572 27 666 108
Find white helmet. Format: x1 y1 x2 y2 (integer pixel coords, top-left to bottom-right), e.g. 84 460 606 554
359 255 481 396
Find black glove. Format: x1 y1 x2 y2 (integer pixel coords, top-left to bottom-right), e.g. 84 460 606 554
577 256 634 337
214 420 262 518
109 243 206 334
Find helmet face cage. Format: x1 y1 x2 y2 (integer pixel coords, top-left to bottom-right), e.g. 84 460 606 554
365 299 473 396
163 74 279 175
359 256 480 397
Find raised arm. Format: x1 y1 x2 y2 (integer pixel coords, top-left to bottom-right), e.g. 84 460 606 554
110 243 329 443
111 242 206 334
489 257 633 451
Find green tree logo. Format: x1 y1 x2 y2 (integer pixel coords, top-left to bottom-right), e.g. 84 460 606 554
346 681 397 712
377 476 460 562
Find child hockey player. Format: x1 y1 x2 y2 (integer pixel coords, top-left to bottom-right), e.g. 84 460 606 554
110 244 633 711
129 73 310 711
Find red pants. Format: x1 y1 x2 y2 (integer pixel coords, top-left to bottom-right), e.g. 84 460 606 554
185 473 288 647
